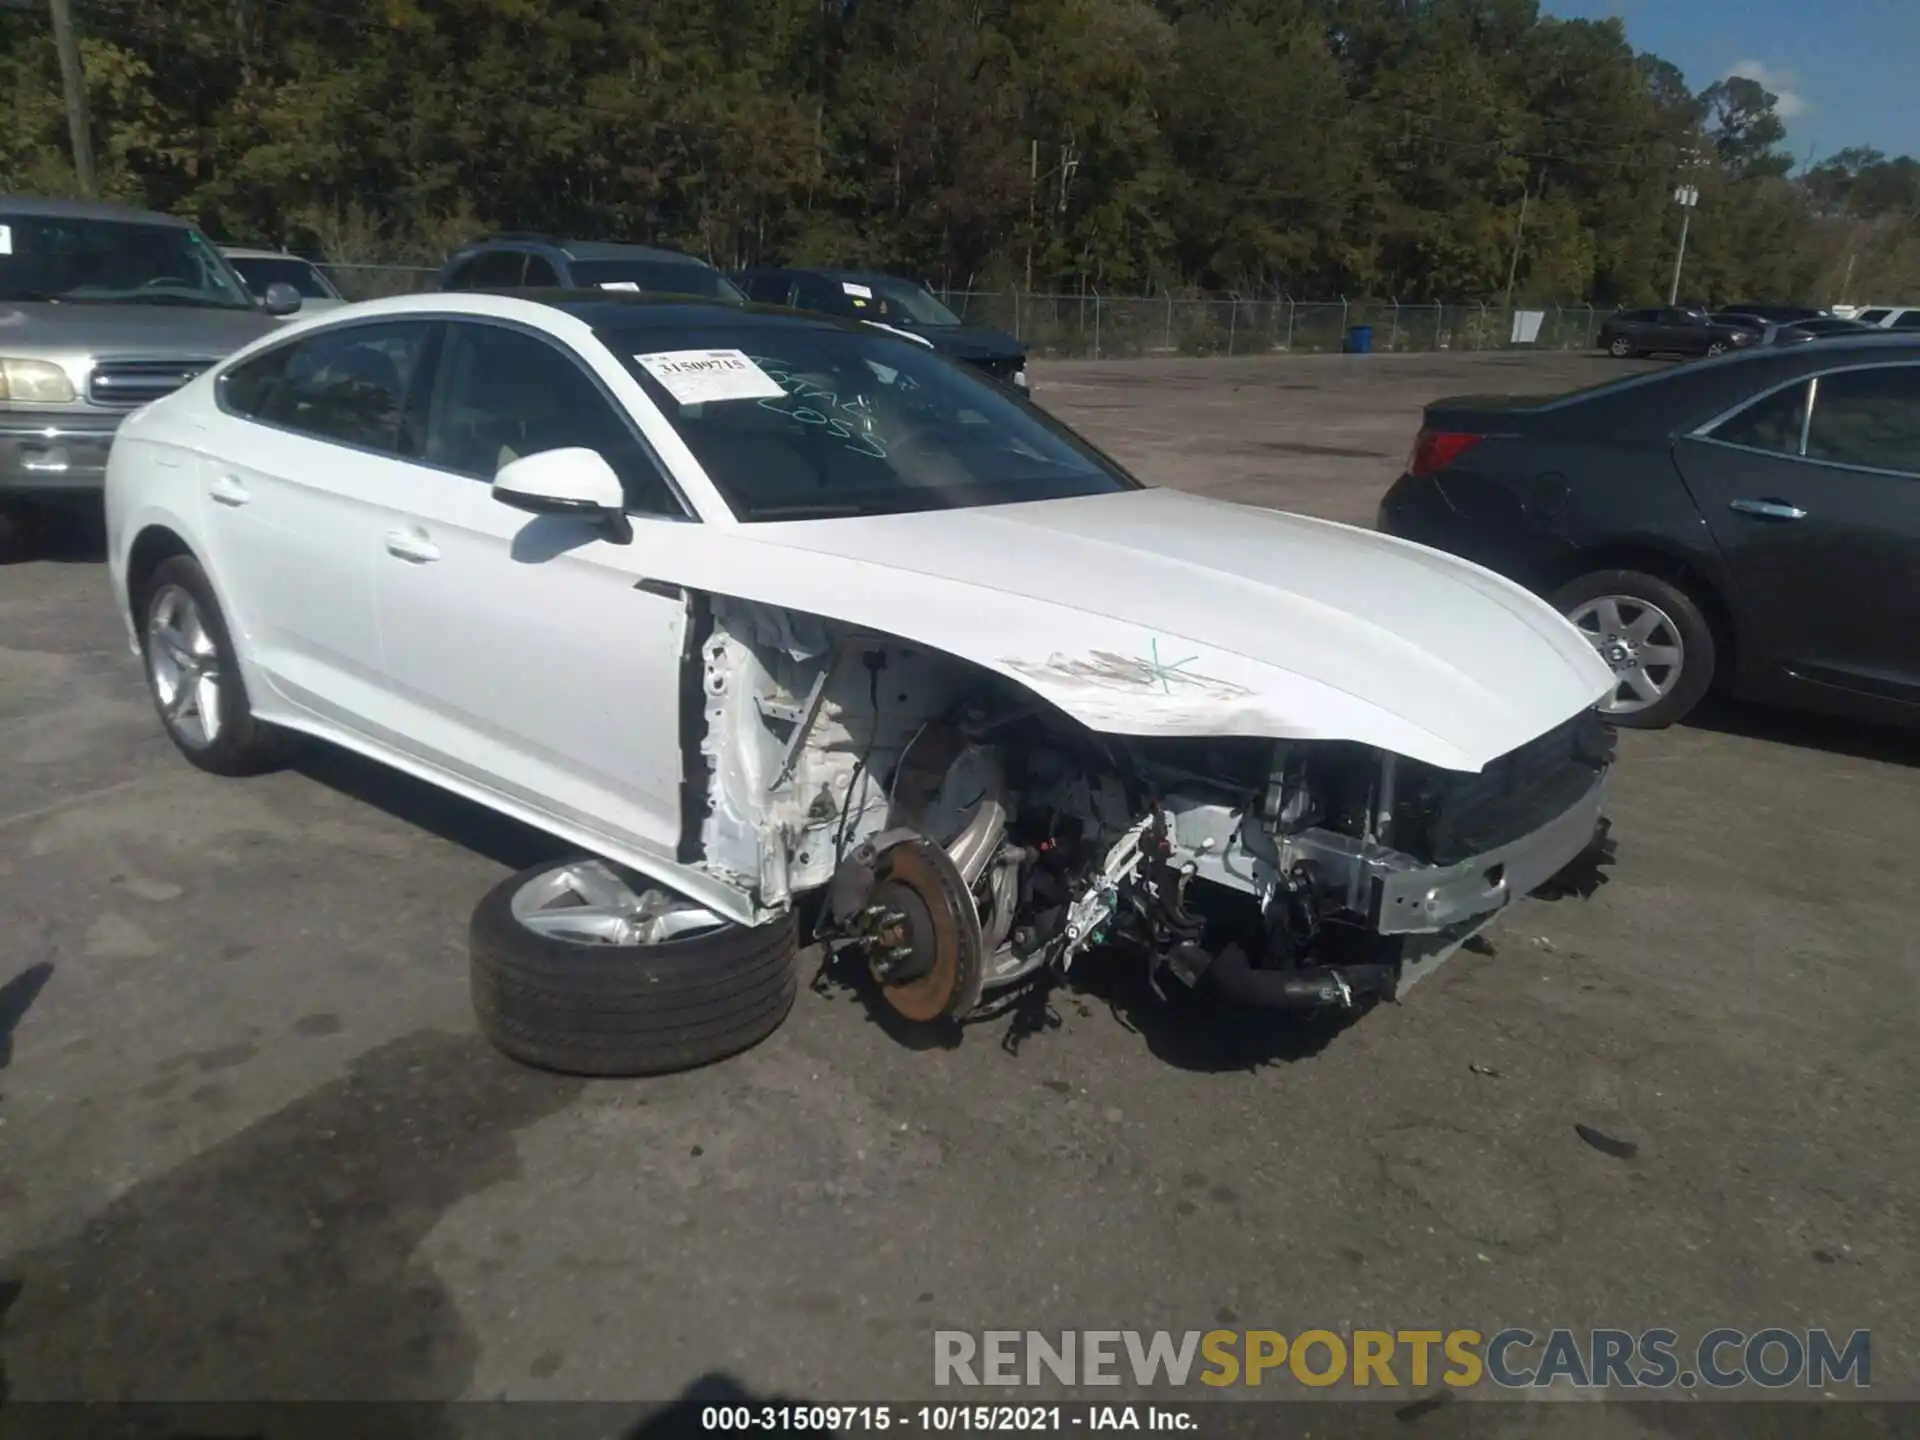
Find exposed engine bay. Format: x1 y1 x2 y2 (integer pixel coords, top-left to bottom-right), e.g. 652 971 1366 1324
689 596 1615 1022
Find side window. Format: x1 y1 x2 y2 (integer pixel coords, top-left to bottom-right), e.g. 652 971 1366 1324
1709 380 1809 455
226 322 434 455
521 253 560 287
792 274 852 317
1855 309 1889 325
441 258 477 291
465 250 527 289
740 273 793 305
1804 367 1920 476
1891 311 1920 332
423 322 682 516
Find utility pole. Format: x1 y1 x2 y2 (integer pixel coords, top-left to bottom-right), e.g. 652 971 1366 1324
1502 185 1531 313
48 0 97 198
1668 182 1699 306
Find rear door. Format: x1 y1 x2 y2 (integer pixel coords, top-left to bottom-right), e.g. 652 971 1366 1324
368 317 695 857
204 319 438 728
1673 362 1920 701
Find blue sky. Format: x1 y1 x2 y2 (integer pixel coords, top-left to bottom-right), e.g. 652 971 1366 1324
1542 0 1920 164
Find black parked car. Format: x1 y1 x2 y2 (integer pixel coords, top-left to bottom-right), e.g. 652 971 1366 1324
1378 335 1920 730
437 235 747 301
1597 307 1761 359
1721 303 1831 325
732 267 1029 392
1767 316 1881 346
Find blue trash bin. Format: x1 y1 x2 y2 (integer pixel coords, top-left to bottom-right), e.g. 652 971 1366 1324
1347 324 1374 354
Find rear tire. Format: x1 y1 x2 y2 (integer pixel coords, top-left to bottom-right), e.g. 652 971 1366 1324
137 554 299 775
1552 569 1716 729
470 858 799 1076
1607 336 1634 358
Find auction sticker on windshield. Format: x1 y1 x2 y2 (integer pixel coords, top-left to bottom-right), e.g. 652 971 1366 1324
634 349 788 406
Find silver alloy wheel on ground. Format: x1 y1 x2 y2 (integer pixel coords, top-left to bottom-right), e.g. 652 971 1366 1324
1609 336 1632 356
145 583 224 749
1707 341 1727 356
508 859 729 947
1567 594 1686 715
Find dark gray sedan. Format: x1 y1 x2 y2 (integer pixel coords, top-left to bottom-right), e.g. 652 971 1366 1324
1379 335 1920 730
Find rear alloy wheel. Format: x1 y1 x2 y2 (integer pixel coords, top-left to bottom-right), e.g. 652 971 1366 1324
1607 336 1633 358
470 858 799 1076
1553 569 1716 729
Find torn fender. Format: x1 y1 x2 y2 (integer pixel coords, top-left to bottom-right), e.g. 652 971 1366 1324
641 487 1615 773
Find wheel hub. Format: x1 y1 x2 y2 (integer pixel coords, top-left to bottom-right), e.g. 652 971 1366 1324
849 838 985 1022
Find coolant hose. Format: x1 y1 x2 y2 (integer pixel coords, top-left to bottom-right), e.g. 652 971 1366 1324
1197 944 1397 1010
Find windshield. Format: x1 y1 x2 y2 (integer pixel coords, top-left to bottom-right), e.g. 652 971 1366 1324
857 277 963 327
0 214 254 308
571 259 746 302
605 322 1133 521
228 255 339 300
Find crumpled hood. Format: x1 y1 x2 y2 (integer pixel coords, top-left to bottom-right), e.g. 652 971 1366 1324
671 487 1614 773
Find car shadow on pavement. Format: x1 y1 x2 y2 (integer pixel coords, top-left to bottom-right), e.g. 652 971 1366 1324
1688 695 1920 768
0 962 54 1072
293 743 576 874
4 509 106 566
0 1031 580 1422
1043 956 1356 1073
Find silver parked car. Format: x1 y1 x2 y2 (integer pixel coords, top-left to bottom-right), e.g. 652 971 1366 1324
0 197 299 556
220 246 349 318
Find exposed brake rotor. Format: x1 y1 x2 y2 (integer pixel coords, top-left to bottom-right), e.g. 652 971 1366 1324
859 837 985 1023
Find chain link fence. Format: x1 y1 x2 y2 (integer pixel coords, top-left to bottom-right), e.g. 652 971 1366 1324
320 263 1603 357
933 292 1602 358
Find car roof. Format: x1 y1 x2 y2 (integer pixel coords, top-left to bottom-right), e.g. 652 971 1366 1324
738 265 924 286
0 195 190 227
249 288 858 334
452 236 714 266
220 246 316 261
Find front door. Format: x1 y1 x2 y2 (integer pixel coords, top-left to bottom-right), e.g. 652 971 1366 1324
370 318 696 858
1674 363 1920 702
199 318 437 728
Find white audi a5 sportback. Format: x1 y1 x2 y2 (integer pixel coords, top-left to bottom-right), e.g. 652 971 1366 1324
106 291 1618 1075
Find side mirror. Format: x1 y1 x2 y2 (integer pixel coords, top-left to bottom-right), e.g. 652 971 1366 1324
492 447 632 543
261 282 304 317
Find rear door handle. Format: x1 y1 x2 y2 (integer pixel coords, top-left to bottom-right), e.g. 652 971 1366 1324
208 475 250 507
384 528 441 563
1728 498 1808 521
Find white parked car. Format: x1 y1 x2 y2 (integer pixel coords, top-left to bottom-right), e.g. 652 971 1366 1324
104 292 1617 1074
219 247 349 318
1849 305 1920 332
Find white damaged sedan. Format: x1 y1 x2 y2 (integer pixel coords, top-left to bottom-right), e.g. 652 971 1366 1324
105 291 1618 1074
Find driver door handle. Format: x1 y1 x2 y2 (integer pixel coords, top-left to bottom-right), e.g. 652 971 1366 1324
1728 498 1808 521
384 527 441 563
208 475 250 507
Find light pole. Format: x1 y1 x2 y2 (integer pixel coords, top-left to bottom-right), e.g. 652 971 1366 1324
1668 183 1699 306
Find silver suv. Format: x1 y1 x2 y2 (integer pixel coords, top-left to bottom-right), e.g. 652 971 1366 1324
0 196 300 556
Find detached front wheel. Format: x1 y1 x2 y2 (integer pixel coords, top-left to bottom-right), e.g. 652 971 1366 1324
470 858 798 1076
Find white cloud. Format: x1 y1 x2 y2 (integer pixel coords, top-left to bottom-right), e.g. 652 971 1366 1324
1722 59 1811 119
